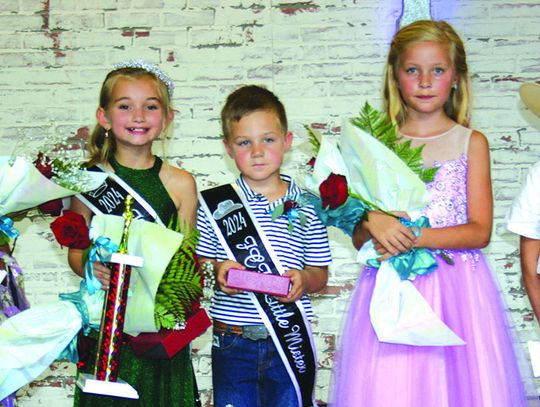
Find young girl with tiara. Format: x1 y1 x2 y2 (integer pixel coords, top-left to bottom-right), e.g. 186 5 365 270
67 61 199 406
331 20 528 406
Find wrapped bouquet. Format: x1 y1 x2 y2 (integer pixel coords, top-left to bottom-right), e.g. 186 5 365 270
303 103 464 346
0 134 107 244
0 134 107 402
0 210 205 399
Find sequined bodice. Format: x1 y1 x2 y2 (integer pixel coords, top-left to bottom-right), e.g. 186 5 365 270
400 125 473 228
422 154 468 228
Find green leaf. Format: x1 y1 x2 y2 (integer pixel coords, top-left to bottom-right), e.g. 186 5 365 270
271 204 284 220
0 231 10 246
154 226 202 328
299 212 307 228
420 167 439 183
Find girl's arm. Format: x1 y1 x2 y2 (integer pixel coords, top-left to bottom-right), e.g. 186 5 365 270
67 197 112 287
163 165 198 228
67 196 92 279
414 130 493 250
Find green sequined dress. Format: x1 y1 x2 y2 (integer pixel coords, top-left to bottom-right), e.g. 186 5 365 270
74 156 196 407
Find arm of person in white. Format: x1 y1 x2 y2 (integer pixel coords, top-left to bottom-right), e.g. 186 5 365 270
507 161 540 322
507 161 540 240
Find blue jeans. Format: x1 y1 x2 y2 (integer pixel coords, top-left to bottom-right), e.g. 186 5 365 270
212 330 299 407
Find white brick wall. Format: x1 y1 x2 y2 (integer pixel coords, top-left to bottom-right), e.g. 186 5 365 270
1 1 539 405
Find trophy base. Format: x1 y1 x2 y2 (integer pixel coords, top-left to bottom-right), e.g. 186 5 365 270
76 373 139 399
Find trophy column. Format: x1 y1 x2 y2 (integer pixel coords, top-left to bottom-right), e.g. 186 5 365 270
77 195 143 399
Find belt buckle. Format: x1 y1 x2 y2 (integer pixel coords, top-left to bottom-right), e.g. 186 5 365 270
242 325 269 340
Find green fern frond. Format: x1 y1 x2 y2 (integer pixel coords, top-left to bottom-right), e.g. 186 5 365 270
351 102 438 183
154 225 202 330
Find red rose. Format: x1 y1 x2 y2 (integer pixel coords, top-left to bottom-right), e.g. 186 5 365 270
50 210 91 249
319 173 348 210
34 152 54 179
39 199 63 216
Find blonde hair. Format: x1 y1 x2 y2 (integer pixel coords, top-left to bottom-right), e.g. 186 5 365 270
86 68 173 166
383 20 471 127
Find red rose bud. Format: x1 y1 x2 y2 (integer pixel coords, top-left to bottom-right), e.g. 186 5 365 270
34 152 54 179
308 157 316 167
50 210 91 249
38 199 63 217
319 173 348 210
284 200 298 211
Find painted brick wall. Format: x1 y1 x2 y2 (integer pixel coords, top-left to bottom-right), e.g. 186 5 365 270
1 0 539 405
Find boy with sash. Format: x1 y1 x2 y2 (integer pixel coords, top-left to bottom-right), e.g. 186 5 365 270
196 85 331 407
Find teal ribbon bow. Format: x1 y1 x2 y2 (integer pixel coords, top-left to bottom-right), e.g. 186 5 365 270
84 236 118 294
367 216 439 280
58 282 101 362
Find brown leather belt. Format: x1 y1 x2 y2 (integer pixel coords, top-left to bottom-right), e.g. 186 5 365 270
213 320 270 340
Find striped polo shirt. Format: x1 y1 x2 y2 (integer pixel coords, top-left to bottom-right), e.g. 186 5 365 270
196 174 332 325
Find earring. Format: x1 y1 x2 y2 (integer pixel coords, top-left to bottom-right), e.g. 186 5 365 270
452 83 458 90
105 129 109 138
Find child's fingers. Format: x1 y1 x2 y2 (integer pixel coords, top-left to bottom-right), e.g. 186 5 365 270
381 230 414 254
215 261 244 295
93 262 111 288
391 210 410 220
276 269 304 302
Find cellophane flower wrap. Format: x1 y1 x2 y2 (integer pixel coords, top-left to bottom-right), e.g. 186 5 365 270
303 103 464 346
0 133 107 245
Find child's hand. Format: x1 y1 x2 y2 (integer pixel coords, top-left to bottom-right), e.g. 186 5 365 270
93 262 111 289
373 238 393 261
365 211 416 256
275 269 306 303
215 260 244 295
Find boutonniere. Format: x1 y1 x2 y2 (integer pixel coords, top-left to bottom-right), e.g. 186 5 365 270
271 199 307 234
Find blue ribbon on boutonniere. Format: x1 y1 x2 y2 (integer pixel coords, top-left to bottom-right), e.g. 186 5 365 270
270 199 307 234
367 216 452 280
84 236 118 294
0 216 20 241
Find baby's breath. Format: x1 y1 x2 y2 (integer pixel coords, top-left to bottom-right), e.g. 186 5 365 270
11 123 91 191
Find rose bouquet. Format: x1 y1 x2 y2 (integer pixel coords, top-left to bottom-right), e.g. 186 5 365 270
303 103 463 346
0 133 107 245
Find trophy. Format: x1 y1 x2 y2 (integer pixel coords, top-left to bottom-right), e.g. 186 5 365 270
77 195 143 399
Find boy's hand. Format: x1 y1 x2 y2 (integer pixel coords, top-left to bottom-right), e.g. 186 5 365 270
93 262 111 289
216 260 244 295
365 211 416 256
275 269 306 303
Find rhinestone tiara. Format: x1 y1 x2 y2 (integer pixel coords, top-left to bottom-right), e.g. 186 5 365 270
112 59 175 98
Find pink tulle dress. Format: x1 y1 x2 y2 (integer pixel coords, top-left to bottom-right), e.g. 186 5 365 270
331 125 528 407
